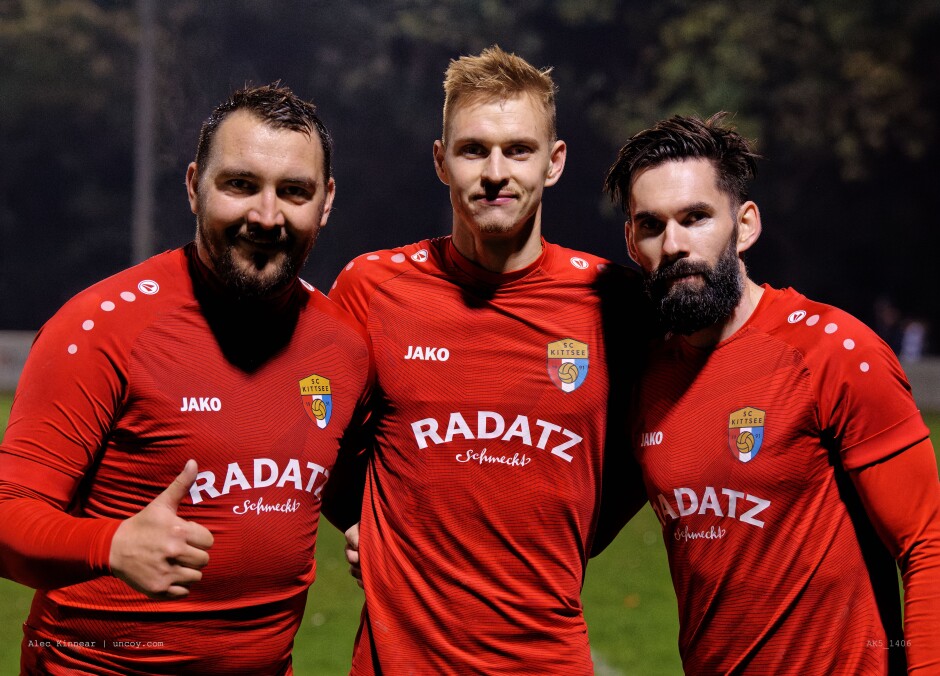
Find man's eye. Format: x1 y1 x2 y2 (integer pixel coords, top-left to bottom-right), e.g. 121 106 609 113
227 179 253 191
281 186 312 201
461 145 485 157
506 146 532 157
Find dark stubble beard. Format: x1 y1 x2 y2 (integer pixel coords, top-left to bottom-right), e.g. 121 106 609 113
643 232 743 336
196 215 313 301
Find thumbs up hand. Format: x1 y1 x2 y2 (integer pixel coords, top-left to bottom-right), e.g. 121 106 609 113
109 460 214 599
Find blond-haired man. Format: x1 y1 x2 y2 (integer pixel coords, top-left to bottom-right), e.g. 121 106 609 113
328 46 649 673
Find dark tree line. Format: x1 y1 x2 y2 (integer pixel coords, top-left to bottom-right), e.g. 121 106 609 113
3 0 939 352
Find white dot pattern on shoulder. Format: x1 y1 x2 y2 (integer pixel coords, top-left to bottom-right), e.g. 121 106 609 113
346 261 355 271
789 309 870 374
391 253 406 263
70 277 159 355
367 255 380 261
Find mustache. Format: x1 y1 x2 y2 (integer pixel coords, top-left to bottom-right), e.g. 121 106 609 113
649 259 712 283
229 225 290 246
482 182 514 200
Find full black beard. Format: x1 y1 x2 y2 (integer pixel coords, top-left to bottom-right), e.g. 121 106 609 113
196 214 310 301
644 236 743 335
209 241 299 300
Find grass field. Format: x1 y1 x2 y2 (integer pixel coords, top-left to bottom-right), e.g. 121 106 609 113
0 394 937 674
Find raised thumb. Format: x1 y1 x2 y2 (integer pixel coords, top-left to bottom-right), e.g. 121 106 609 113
156 459 199 511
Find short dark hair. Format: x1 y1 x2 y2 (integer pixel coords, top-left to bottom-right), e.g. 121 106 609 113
604 112 760 216
195 82 333 180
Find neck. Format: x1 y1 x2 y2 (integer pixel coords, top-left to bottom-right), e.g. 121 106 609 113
451 218 543 274
684 277 764 349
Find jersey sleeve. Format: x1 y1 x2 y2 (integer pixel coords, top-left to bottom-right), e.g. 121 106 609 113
800 303 929 470
851 438 940 672
0 292 128 588
321 261 385 531
591 445 648 556
319 293 377 533
329 256 376 326
590 264 656 556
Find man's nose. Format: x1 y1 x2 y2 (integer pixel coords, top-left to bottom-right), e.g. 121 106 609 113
247 189 285 229
481 150 509 184
661 220 687 259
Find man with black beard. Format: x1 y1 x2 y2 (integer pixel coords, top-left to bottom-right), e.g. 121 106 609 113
642 227 742 337
0 83 372 674
602 113 940 674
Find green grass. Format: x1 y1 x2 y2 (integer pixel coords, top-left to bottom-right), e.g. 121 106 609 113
1 393 937 674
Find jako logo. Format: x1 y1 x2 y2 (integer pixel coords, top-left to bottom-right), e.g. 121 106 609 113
180 397 222 412
404 345 450 361
640 431 663 447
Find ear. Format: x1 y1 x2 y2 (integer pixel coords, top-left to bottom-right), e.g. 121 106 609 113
736 200 762 254
185 162 199 215
624 220 640 265
544 139 567 187
432 140 449 185
319 177 337 228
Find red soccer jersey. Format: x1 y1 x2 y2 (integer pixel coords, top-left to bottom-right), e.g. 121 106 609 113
0 245 372 675
329 236 646 674
633 285 930 674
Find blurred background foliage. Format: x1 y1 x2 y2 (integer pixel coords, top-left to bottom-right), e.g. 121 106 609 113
2 0 939 350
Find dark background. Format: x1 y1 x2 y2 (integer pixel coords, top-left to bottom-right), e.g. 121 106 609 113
2 0 938 354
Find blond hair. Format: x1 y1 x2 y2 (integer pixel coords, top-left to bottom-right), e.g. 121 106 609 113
441 45 557 144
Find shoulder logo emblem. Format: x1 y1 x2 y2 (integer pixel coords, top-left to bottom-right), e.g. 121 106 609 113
788 310 807 324
728 407 765 462
569 256 589 270
547 338 589 393
138 279 160 295
411 249 429 262
299 374 333 429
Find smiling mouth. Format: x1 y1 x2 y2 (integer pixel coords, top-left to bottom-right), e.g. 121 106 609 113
475 193 516 205
233 233 287 252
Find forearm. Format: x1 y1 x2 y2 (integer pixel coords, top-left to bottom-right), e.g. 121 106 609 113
0 494 118 589
897 445 940 673
900 526 940 672
852 438 940 672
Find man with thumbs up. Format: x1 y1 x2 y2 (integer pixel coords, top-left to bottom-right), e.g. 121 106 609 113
0 83 372 674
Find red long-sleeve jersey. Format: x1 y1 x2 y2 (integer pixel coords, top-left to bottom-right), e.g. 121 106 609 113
632 285 940 674
0 244 372 675
329 236 648 674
